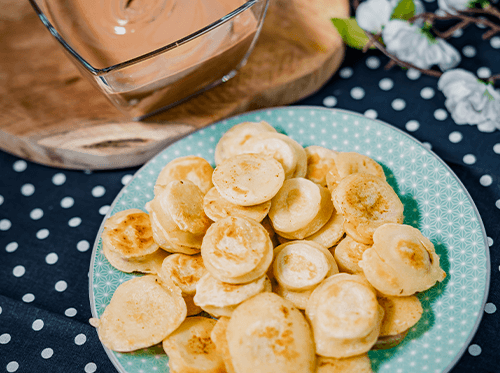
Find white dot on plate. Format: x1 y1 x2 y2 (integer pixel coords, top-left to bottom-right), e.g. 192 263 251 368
339 67 353 78
6 361 19 372
494 143 500 154
55 280 68 292
41 348 53 359
92 186 106 198
477 67 491 79
468 344 481 356
453 28 463 37
379 78 394 90
68 217 82 227
45 253 58 265
407 69 421 80
479 175 493 187
462 45 476 57
449 131 462 143
434 109 448 121
491 36 500 49
85 363 97 373
350 87 365 100
364 109 378 119
420 87 435 99
60 196 74 209
406 120 420 132
422 142 432 150
496 200 500 209
366 56 380 69
323 96 337 107
65 308 77 317
77 240 90 252
121 174 133 185
463 154 476 165
73 334 87 346
30 208 44 220
52 173 66 186
391 99 406 111
32 319 44 331
99 205 110 215
488 237 493 246
13 160 27 172
22 293 35 303
6 242 18 253
36 229 49 240
0 219 12 231
13 265 25 277
484 303 497 314
0 333 11 344
21 184 35 196
0 195 4 205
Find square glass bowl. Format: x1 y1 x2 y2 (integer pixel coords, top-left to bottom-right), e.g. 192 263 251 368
28 0 269 119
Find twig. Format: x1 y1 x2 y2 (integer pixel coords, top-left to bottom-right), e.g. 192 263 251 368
489 74 500 84
411 11 500 40
363 30 443 78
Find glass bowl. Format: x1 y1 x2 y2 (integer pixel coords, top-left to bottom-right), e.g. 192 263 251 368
28 0 269 119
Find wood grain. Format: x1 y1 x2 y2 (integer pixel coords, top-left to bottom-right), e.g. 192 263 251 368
0 0 349 170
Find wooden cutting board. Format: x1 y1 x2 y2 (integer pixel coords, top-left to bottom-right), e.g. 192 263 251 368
0 0 349 170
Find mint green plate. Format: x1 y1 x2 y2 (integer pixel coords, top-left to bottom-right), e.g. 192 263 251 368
90 107 490 373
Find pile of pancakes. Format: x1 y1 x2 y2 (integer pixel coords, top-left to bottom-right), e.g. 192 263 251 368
91 121 446 373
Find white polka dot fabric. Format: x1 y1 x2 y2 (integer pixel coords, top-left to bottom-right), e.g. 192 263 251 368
0 6 499 373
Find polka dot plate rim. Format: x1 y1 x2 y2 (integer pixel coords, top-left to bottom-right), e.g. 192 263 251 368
89 106 491 373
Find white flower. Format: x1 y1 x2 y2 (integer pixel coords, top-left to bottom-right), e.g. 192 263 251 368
438 69 500 132
356 0 425 33
437 0 473 15
382 20 461 71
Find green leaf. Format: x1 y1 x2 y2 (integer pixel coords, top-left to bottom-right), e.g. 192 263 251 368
331 18 371 50
390 0 416 21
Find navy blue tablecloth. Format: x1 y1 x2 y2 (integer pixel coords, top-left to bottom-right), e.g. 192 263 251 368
1 7 500 373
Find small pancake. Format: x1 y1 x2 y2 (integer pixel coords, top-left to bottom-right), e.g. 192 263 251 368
273 241 332 291
162 316 225 373
332 173 404 243
147 194 204 254
102 240 169 274
226 292 316 373
274 185 334 240
90 275 186 352
306 274 383 358
154 155 214 196
102 209 159 258
378 295 423 336
160 180 212 235
213 153 285 206
359 223 446 296
240 133 298 179
201 216 273 284
158 253 207 295
316 354 373 373
269 178 322 233
203 186 271 223
308 275 379 340
333 236 371 274
194 273 271 317
210 317 237 373
214 121 277 165
334 152 386 181
305 145 337 187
